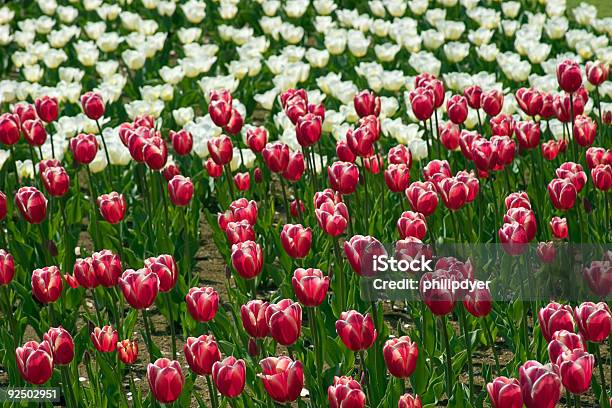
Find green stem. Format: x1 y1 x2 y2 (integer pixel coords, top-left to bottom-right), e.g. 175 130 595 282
206 375 218 408
141 308 155 363
440 315 454 398
165 292 177 360
332 237 346 311
459 307 474 405
483 315 500 375
595 343 608 401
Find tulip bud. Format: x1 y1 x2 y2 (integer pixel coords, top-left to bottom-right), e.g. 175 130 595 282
295 113 322 147
147 358 185 403
168 175 194 206
0 249 15 285
439 121 461 151
144 254 178 293
384 164 411 193
557 350 594 395
344 235 386 277
538 302 575 342
212 357 246 398
515 88 543 118
259 357 304 403
423 159 452 181
282 151 305 182
436 176 469 210
280 224 312 259
548 178 577 210
290 199 305 218
354 90 381 118
97 192 126 224
262 142 290 173
0 113 21 145
206 158 223 178
266 299 302 346
208 136 233 166
231 240 263 279
92 250 122 287
91 325 118 352
208 90 232 127
592 164 612 191
388 144 412 167
80 91 106 120
328 161 359 194
117 339 138 365
43 326 74 365
585 61 609 86
548 330 586 365
464 85 482 109
409 87 434 121
557 60 583 93
292 268 329 307
35 96 59 123
70 134 99 165
184 335 221 376
31 266 62 304
481 90 504 117
315 200 349 237
446 95 468 124
16 341 54 384
398 393 422 408
73 257 97 289
223 107 243 135
143 136 168 170
575 302 612 343
119 268 160 309
536 242 557 263
541 140 560 161
185 287 219 322
383 336 418 378
241 300 270 338
397 211 427 240
573 115 597 147
486 376 522 408
463 284 493 317
328 376 366 408
336 310 377 351
549 216 568 239
253 167 263 183
246 127 268 153
169 129 193 156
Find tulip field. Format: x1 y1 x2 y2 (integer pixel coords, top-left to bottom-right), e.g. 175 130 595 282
1 0 612 407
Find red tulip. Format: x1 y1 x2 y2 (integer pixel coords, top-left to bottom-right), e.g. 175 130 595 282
233 172 250 190
0 249 14 285
206 157 223 178
336 310 377 351
282 151 305 182
549 216 568 239
117 339 138 365
582 260 612 298
70 133 99 165
328 161 359 194
498 221 529 255
32 266 62 303
92 250 122 287
262 142 290 173
471 138 498 171
259 357 304 402
398 393 422 408
515 121 541 150
241 300 270 338
170 129 193 156
43 326 74 365
328 376 366 408
315 200 349 237
91 325 118 352
346 126 376 158
423 159 452 181
592 164 612 191
254 167 263 183
388 144 412 166
208 90 232 127
184 335 221 376
397 211 427 240
537 241 557 263
15 340 53 384
573 115 597 147
218 198 258 228
0 113 20 145
519 361 562 408
285 98 308 124
246 126 268 153
266 299 302 346
557 60 582 93
480 89 504 117
486 376 523 408
459 130 480 161
292 268 329 307
586 61 609 86
421 77 445 108
548 330 586 365
81 91 105 120
504 207 537 241
208 135 233 166
516 88 543 117
143 136 168 170
548 178 577 210
231 240 263 279
463 284 493 317
185 287 219 322
446 95 468 124
119 268 159 309
354 90 380 118
384 164 411 193
538 302 575 342
344 235 386 277
22 119 47 146
405 181 438 216
168 175 194 206
224 220 255 244
409 87 435 121
336 139 356 162
436 176 469 210
383 336 418 378
280 224 312 259
280 88 307 108
586 147 612 170
464 85 482 109
439 121 460 150
419 271 456 315
41 166 69 197
557 350 594 394
296 113 322 147
575 302 612 343
541 140 560 161
223 107 243 135
290 199 305 218
35 96 59 123
97 192 126 224
147 358 185 403
144 254 177 293
540 93 556 119
12 103 37 123
212 356 246 398
554 93 585 123
490 114 515 138
309 102 325 119
505 192 531 210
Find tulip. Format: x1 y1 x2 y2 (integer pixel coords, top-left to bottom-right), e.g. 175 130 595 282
266 299 302 346
547 178 577 210
491 135 516 168
398 393 422 408
224 107 243 135
582 261 612 298
592 164 612 191
540 93 556 119
92 250 122 287
231 240 263 279
459 130 480 160
144 254 177 293
536 241 557 263
290 199 305 218
22 119 47 146
168 175 194 206
557 60 582 93
254 167 263 183
0 113 21 145
212 357 246 398
471 138 498 171
336 310 377 351
117 339 138 365
41 166 70 197
12 103 37 123
315 200 349 237
436 177 469 210
91 325 118 352
486 376 523 408
548 330 586 365
184 335 221 376
259 357 304 402
262 142 290 173
0 191 5 221
119 268 160 309
554 93 585 122
43 327 74 365
397 211 427 240
446 95 468 124
505 192 531 210
246 127 268 153
549 216 568 239
504 207 537 242
147 358 185 403
354 90 381 118
296 113 322 147
233 172 250 190
328 161 359 194
309 102 325 119
422 78 445 108
285 98 308 124
383 336 418 378
519 361 562 408
439 121 461 150
280 224 312 259
388 144 412 167
336 140 356 162
225 220 255 244
15 341 54 385
128 133 149 162
0 249 15 285
208 91 232 127
464 85 482 109
575 302 612 343
515 88 543 118
344 235 386 277
586 61 609 86
384 164 411 193
241 300 270 338
328 376 366 408
423 159 452 180
481 89 504 117
292 268 330 307
81 91 105 120
405 181 438 216
557 350 594 395
541 140 560 161
346 126 376 158
585 147 612 169
169 129 193 156
573 115 597 147
409 87 435 121
282 151 305 182
185 287 219 322
419 271 456 315
208 136 233 166
219 198 258 227
143 136 168 170
64 274 79 289
515 121 540 150
97 192 126 224
35 96 59 123
463 285 493 317
70 134 99 165
206 158 223 178
31 266 62 304
538 302 575 342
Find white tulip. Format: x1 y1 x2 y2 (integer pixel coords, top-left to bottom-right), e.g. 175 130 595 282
325 29 347 55
323 110 346 133
157 1 176 16
348 30 370 58
501 1 520 18
409 138 428 161
16 160 35 180
409 51 441 77
380 96 399 118
220 2 238 19
178 28 201 44
0 25 12 46
121 12 142 31
501 20 519 37
139 20 159 36
281 23 304 44
383 70 406 92
262 0 281 16
43 49 68 69
527 43 551 64
425 8 446 27
285 0 308 18
573 3 597 27
254 88 279 110
57 6 78 23
477 44 498 62
173 107 195 127
142 0 159 9
314 0 337 15
468 28 493 46
97 4 122 21
15 31 35 48
97 33 123 53
385 0 407 17
369 1 386 17
37 0 57 15
160 84 174 101
408 0 429 15
83 0 103 11
122 50 146 70
34 16 55 34
96 60 120 79
305 48 329 68
59 67 84 83
315 16 336 33
444 42 469 63
0 7 15 25
545 17 568 40
159 66 184 85
0 149 10 172
371 19 390 37
74 41 99 67
181 1 206 23
84 22 106 40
